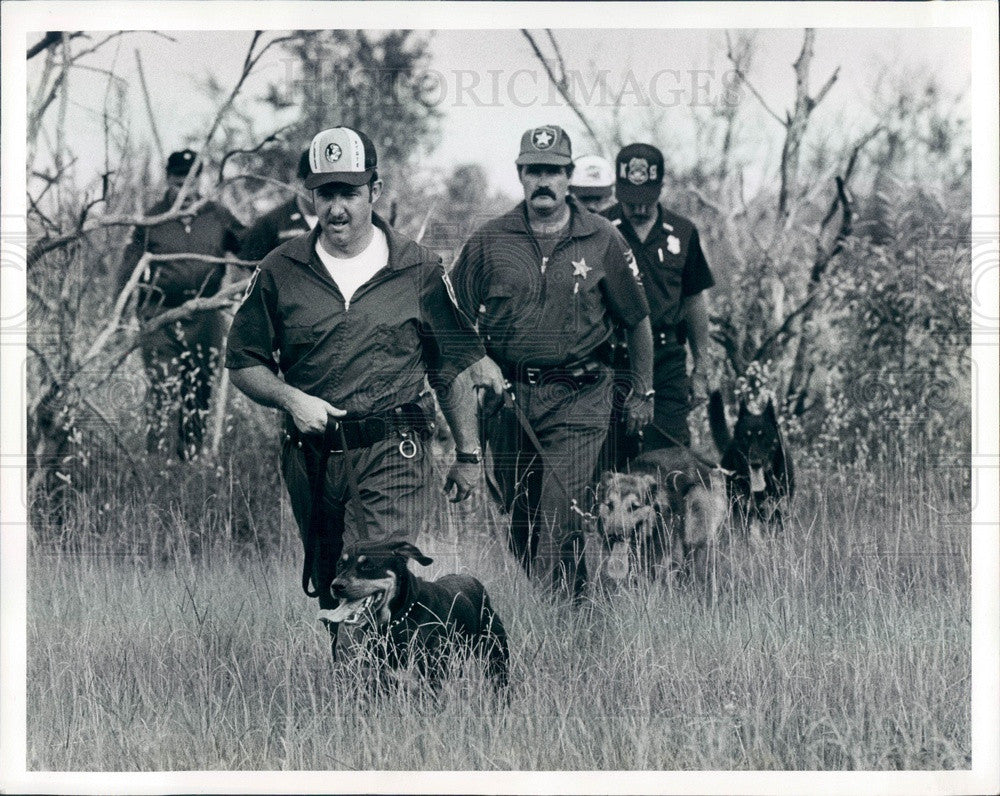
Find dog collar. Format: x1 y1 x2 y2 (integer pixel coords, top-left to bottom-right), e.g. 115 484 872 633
388 598 418 629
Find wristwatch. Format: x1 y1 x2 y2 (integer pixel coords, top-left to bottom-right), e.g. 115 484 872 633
455 448 483 464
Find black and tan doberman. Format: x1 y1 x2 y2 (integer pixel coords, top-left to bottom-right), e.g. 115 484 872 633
319 542 509 690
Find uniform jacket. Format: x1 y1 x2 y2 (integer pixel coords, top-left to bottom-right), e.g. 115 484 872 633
117 192 244 312
450 198 649 367
225 213 485 417
239 197 313 262
602 203 714 334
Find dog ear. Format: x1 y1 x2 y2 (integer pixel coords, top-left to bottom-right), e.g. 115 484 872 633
764 400 778 422
641 473 659 498
392 541 433 566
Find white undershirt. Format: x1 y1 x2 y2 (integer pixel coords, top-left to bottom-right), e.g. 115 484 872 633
314 227 389 309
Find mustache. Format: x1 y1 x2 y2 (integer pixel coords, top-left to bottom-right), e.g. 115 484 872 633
531 188 557 200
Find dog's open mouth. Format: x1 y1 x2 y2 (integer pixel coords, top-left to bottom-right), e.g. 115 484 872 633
749 465 766 493
317 591 384 625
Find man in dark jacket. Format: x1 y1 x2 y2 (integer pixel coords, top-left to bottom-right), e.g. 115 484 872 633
116 149 245 459
602 143 715 461
239 150 316 261
226 127 504 653
450 125 654 599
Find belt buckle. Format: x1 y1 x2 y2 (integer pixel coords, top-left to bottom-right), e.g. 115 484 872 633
525 367 541 385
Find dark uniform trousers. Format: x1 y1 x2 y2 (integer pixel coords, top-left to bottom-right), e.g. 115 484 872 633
140 309 225 459
487 366 613 595
648 343 691 449
281 434 433 611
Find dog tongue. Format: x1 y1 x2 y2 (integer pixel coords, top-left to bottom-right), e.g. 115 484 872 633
604 542 630 580
318 597 368 624
750 466 766 493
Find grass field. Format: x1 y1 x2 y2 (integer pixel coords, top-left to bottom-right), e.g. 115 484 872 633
27 461 970 771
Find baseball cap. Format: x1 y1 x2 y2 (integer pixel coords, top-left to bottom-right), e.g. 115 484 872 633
569 154 615 199
615 143 664 204
166 149 199 177
305 127 378 189
515 125 572 166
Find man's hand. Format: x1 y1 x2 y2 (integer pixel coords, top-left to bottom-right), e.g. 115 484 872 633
625 392 654 436
443 461 480 503
286 389 345 434
466 355 507 396
690 367 709 408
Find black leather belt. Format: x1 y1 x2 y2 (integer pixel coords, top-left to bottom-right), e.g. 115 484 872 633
285 403 431 453
501 357 603 388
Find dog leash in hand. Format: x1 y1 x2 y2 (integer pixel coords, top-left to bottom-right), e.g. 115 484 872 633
300 420 365 598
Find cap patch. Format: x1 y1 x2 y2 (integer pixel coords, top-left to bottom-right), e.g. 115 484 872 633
532 127 557 150
325 143 343 163
624 157 658 186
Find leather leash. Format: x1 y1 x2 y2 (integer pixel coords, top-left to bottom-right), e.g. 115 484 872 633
300 420 365 598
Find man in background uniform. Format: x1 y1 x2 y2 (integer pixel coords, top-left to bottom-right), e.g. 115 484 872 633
602 142 715 458
451 125 654 600
568 154 616 213
239 150 316 261
116 148 245 459
226 127 503 653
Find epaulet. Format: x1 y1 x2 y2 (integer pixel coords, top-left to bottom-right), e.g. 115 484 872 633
611 218 622 227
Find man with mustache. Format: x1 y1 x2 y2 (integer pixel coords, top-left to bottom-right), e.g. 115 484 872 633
450 125 654 600
602 143 715 461
226 127 503 656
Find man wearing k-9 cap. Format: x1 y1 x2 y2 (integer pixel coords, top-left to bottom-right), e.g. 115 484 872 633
226 127 504 655
450 125 654 600
602 142 715 459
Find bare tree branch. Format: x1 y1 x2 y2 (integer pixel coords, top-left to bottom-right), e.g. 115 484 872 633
725 30 784 126
521 29 604 153
27 32 85 60
134 49 165 162
216 124 294 184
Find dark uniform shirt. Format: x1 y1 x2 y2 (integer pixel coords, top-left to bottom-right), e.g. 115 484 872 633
450 198 649 367
603 203 713 334
239 197 313 262
225 213 485 417
118 192 244 309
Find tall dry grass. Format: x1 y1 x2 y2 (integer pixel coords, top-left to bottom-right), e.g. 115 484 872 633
27 459 969 770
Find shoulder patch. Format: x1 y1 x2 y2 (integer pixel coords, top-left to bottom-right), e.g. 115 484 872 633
624 248 641 282
441 268 461 310
238 267 260 307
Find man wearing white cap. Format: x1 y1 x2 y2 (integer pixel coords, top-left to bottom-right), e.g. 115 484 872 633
226 127 504 655
569 154 616 214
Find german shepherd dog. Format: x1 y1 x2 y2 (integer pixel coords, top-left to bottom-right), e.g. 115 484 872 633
318 542 509 690
708 390 795 533
593 446 727 588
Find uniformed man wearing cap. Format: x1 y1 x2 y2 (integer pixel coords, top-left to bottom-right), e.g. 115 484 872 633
239 150 316 262
116 148 245 459
602 143 715 458
450 125 654 599
569 154 616 214
226 127 504 652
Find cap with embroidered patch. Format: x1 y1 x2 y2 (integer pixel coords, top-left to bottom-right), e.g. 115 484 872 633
305 127 378 189
166 149 199 177
570 154 615 199
516 125 572 166
615 143 664 204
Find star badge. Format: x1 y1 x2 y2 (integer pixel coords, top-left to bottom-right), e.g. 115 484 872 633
572 258 591 279
667 234 681 255
533 128 555 149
